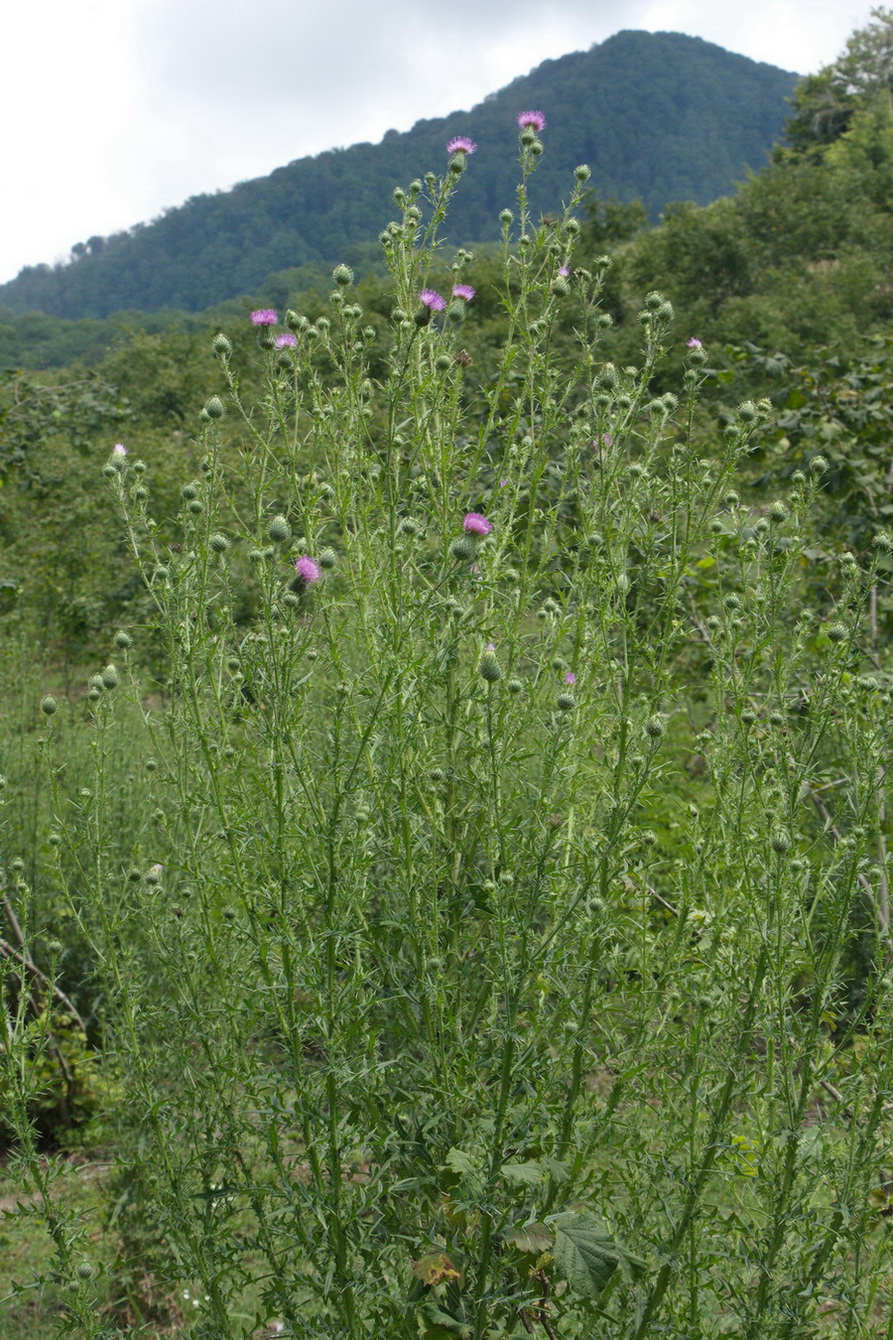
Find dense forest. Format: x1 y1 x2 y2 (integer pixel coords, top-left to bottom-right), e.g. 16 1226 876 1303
0 30 795 319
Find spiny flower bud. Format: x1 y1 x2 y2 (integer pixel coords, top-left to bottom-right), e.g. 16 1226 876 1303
644 714 665 739
114 630 132 649
268 514 291 543
574 163 591 181
556 693 575 711
769 501 788 523
332 263 354 286
770 832 790 855
204 396 226 419
212 333 232 356
318 547 337 570
810 455 828 475
450 536 476 562
826 622 847 642
479 648 502 683
101 664 119 689
737 401 758 423
41 695 58 715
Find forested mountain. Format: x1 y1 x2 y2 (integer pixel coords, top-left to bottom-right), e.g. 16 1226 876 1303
0 30 795 319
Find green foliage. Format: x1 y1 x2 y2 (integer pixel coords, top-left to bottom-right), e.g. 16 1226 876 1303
1 131 890 1340
0 32 794 319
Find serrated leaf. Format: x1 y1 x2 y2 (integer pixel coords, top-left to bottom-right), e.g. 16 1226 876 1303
504 1222 554 1255
500 1160 546 1186
551 1211 647 1299
445 1147 481 1176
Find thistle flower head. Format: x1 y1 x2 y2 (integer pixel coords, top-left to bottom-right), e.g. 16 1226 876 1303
452 284 476 302
463 512 492 537
687 337 702 348
250 308 278 326
565 672 577 685
418 288 447 312
275 333 297 349
295 555 321 584
517 110 546 131
112 442 127 457
447 136 477 154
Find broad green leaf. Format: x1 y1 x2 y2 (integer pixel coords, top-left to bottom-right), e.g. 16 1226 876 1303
504 1221 554 1255
445 1147 481 1176
500 1160 546 1186
695 555 716 569
551 1211 647 1299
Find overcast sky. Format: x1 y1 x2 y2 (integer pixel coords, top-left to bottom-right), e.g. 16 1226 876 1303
0 0 876 286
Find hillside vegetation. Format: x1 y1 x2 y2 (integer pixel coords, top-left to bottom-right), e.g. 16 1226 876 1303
1 15 893 1339
0 30 794 319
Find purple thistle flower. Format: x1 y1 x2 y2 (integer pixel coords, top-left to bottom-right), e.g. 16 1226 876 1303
418 288 447 312
452 284 476 302
486 641 496 651
558 266 570 278
275 333 297 348
499 478 508 488
295 555 321 584
112 442 127 457
250 308 278 326
687 337 702 348
463 512 492 537
517 110 546 131
447 135 477 155
565 672 577 685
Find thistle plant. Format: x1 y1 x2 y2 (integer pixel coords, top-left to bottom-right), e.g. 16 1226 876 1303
8 121 893 1339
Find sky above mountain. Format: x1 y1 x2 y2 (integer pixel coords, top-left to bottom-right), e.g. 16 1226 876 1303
0 0 875 285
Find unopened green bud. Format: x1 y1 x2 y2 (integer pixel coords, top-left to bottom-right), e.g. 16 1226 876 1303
645 291 665 311
187 499 203 514
644 714 665 739
827 622 847 643
204 396 226 419
209 532 229 553
332 263 354 286
574 163 591 181
810 455 828 475
737 400 758 423
268 515 291 543
768 501 788 523
212 333 232 356
771 832 790 855
450 536 476 562
507 678 523 694
479 649 502 683
114 630 132 649
101 664 119 689
499 209 513 225
556 693 575 711
41 695 58 716
318 547 337 570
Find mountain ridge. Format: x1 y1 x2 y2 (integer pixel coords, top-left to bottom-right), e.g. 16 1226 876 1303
0 30 797 319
